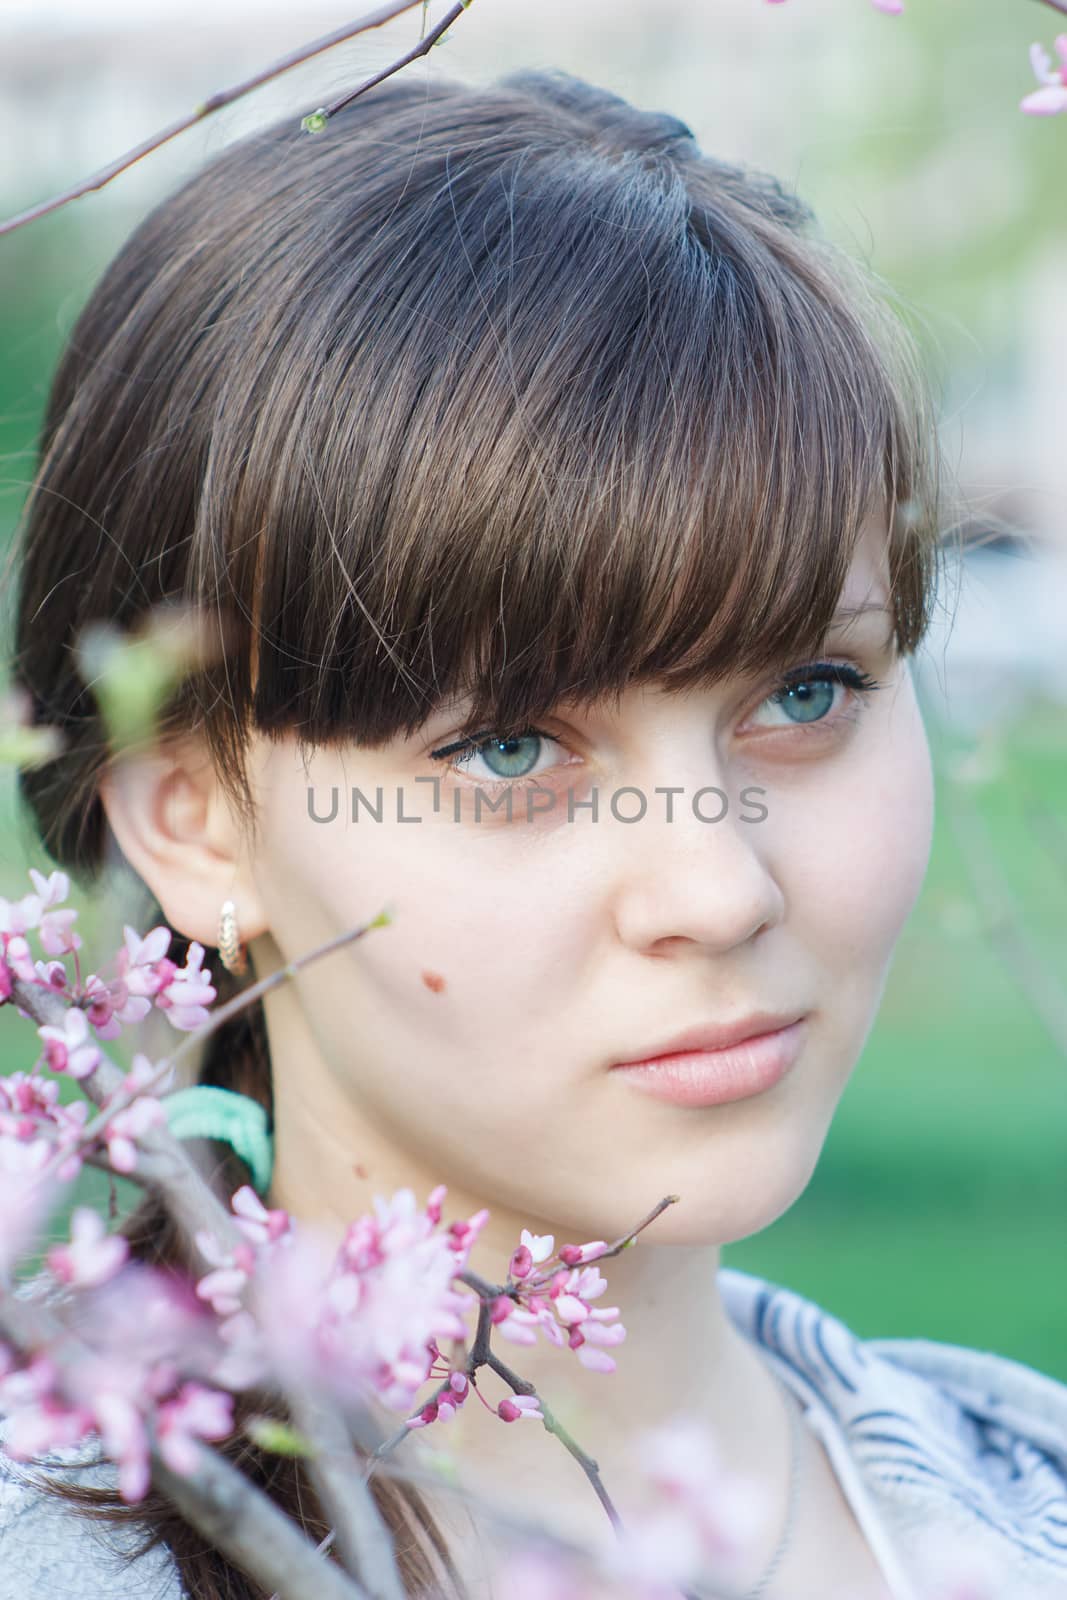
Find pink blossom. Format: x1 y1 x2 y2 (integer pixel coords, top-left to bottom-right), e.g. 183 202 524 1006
0 887 44 936
77 925 176 1039
0 1259 230 1507
231 1184 291 1247
0 1135 57 1274
154 940 216 1030
125 1051 174 1096
0 1354 97 1463
61 1263 228 1500
81 970 150 1037
29 869 82 956
596 1414 769 1594
509 1243 534 1279
497 1394 543 1423
195 1196 263 1318
195 1225 253 1317
194 1188 287 1318
486 1546 589 1600
1022 36 1067 114
2 931 38 986
494 1303 547 1347
445 1204 490 1266
156 1382 233 1475
557 1240 608 1266
37 1005 101 1080
94 1390 151 1502
252 1189 476 1415
0 1390 95 1461
493 1257 625 1372
47 1206 129 1288
0 1072 88 1181
33 958 71 994
49 1098 90 1182
405 1370 471 1429
103 1093 166 1174
0 1068 59 1135
116 924 174 997
28 869 69 910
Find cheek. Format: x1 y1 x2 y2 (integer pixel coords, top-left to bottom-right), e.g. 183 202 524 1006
256 757 594 1043
773 678 934 962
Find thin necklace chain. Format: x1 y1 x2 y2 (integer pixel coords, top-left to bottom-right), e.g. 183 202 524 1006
740 1369 804 1600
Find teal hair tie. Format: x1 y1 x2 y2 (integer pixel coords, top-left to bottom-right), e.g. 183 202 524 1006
162 1086 274 1197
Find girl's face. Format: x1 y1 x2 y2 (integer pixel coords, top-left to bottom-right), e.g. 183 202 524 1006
243 516 934 1249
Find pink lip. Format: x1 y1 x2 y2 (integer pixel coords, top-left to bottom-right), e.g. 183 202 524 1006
609 1018 808 1108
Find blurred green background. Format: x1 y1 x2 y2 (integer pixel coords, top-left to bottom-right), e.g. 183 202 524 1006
0 0 1064 1380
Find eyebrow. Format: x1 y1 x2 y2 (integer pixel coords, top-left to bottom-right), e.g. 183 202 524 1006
830 601 890 620
825 600 895 650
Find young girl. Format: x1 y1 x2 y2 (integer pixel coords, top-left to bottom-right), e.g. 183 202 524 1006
4 64 1066 1600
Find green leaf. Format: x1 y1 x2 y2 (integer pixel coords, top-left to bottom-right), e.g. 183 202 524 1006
0 723 63 769
244 1416 314 1458
74 605 216 756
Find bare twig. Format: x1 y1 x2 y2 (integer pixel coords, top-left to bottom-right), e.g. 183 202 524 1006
0 1 474 238
288 1390 404 1600
148 1433 369 1600
317 1 472 122
481 1349 623 1533
166 909 392 1075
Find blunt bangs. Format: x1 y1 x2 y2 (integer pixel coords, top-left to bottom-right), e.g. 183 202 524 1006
212 94 939 756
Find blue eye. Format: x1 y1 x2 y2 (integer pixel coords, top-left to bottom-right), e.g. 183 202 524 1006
753 662 882 729
428 662 883 783
428 727 555 782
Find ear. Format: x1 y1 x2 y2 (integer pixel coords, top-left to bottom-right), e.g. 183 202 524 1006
99 731 267 953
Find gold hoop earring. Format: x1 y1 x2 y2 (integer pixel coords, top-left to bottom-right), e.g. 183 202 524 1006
218 898 248 976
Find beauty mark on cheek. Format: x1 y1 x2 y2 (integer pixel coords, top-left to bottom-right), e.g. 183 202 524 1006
421 970 447 994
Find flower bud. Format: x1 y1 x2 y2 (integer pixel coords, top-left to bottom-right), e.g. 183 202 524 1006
509 1244 533 1280
559 1241 608 1266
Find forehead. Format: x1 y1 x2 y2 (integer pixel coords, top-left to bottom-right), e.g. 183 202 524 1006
835 516 891 612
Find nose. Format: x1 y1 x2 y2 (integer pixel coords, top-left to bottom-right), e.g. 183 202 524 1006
609 787 785 956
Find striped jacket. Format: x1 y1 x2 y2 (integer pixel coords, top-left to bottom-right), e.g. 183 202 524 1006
1 1266 1065 1598
719 1266 1067 1598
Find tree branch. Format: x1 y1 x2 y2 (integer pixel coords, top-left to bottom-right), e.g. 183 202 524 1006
288 1390 405 1600
0 1 473 239
148 1432 370 1600
480 1350 622 1533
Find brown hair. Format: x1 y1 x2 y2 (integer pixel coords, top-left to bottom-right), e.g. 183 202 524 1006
9 64 947 1598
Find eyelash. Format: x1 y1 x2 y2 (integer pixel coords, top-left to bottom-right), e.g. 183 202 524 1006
427 661 884 782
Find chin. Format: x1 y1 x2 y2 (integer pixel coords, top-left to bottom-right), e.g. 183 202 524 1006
589 1144 822 1250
